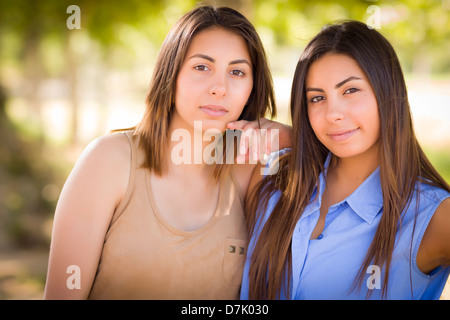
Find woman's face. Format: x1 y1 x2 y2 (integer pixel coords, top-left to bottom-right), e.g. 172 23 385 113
174 27 253 133
305 53 381 160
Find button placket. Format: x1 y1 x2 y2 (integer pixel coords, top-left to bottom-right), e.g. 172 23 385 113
291 210 320 298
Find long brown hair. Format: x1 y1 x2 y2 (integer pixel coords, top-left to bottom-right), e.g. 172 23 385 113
132 5 275 178
246 20 450 299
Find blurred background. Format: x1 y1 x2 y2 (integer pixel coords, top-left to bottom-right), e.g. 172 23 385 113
0 0 448 299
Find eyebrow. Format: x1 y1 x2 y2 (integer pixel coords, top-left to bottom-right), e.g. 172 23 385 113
335 76 362 89
306 76 363 92
188 54 251 66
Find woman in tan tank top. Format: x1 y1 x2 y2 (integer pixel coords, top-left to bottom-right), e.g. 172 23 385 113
44 5 291 300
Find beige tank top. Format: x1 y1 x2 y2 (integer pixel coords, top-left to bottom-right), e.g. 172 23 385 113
88 131 248 299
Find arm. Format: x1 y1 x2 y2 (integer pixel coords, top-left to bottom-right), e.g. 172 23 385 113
416 197 450 274
227 118 292 164
44 133 130 299
227 118 291 201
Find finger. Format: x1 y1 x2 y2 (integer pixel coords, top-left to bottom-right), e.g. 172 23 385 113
242 117 270 131
236 131 250 164
236 153 246 164
227 120 249 130
238 131 248 159
258 129 272 161
268 129 280 154
263 128 271 157
233 118 277 163
239 128 251 158
251 129 260 163
229 117 270 130
239 127 260 163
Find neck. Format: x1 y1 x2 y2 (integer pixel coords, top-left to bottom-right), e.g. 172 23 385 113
166 118 224 179
328 142 380 188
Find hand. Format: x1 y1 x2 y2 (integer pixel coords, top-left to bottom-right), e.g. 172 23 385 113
226 118 292 164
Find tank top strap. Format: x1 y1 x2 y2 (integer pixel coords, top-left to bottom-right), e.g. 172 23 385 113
111 131 140 224
228 168 245 208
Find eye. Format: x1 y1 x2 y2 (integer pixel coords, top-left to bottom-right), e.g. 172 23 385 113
309 95 326 103
194 64 210 71
344 87 359 94
230 69 245 77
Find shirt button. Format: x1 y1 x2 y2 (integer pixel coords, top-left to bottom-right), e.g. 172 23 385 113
298 226 308 235
317 234 323 240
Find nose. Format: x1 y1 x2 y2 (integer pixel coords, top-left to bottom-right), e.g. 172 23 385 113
209 74 226 97
325 97 345 122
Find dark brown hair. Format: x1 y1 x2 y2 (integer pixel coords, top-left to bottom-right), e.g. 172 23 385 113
133 5 275 178
246 20 450 299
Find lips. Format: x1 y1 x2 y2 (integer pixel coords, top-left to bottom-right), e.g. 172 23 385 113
199 105 228 117
327 128 359 141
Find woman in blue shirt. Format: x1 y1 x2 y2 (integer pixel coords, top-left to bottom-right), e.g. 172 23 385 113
241 20 450 300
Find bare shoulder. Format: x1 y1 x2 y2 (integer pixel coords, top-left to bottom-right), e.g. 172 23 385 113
417 197 450 274
426 197 450 243
435 196 450 213
64 132 132 208
428 197 450 244
84 132 131 162
428 197 450 262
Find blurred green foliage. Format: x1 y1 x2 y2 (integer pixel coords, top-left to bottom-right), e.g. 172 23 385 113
1 0 450 72
0 87 60 248
425 148 450 184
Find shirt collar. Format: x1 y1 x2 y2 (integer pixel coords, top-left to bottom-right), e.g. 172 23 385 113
301 155 330 219
345 165 383 224
305 153 383 224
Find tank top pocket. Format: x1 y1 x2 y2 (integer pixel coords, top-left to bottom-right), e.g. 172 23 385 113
222 238 247 286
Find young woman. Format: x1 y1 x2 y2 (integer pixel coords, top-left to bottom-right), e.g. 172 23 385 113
242 20 450 300
44 5 290 299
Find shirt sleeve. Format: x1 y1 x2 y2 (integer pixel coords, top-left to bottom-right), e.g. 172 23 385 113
262 148 291 176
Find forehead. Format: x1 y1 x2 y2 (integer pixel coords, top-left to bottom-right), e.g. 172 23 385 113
185 27 251 60
306 53 367 84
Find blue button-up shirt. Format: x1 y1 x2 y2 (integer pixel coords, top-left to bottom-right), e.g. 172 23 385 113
241 150 450 299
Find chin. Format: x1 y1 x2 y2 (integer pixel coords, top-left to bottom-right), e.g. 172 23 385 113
195 120 227 134
328 146 362 159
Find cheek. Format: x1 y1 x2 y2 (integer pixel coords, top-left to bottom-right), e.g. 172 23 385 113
174 77 186 105
175 78 202 113
230 80 253 114
245 78 254 98
239 79 253 102
359 99 380 138
175 75 192 99
307 107 322 137
368 113 381 142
